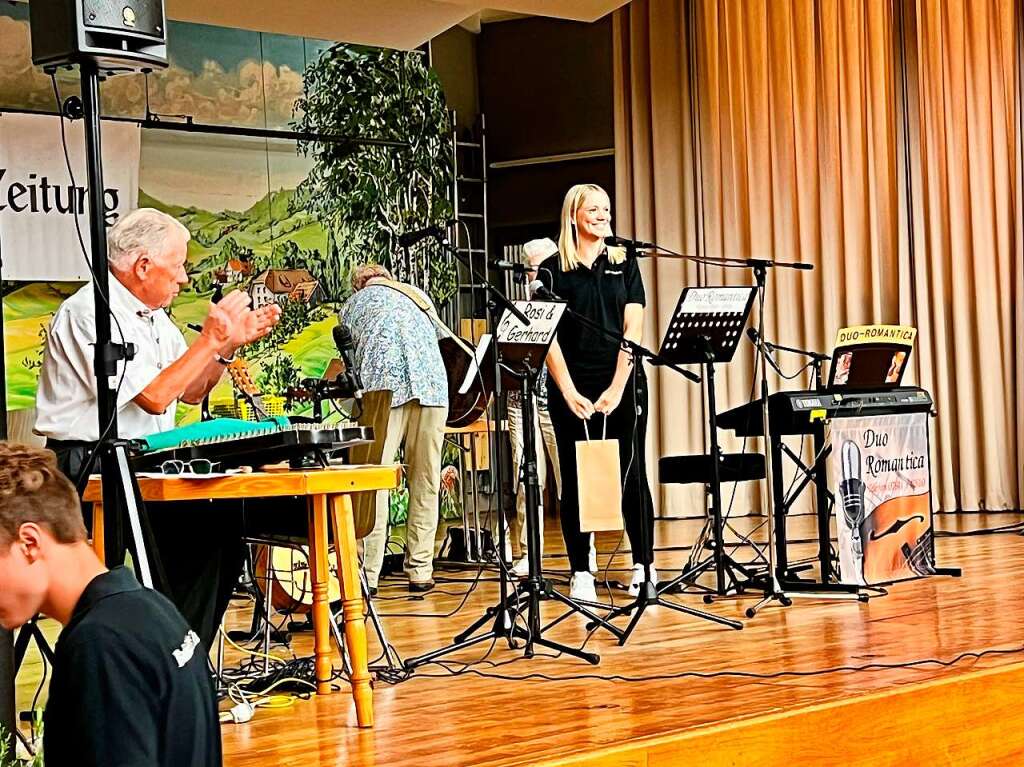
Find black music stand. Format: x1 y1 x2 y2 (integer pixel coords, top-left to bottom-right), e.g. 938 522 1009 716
655 287 767 599
565 296 742 644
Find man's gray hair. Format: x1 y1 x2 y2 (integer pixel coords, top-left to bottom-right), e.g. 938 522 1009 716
107 208 190 270
351 263 394 292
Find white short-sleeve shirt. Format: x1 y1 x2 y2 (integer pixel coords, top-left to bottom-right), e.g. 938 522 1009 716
34 275 189 441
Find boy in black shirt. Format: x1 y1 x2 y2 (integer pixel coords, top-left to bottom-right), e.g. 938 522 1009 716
0 443 221 767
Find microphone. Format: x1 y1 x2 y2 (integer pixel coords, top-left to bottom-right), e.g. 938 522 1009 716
745 327 788 379
839 440 867 564
604 235 657 250
489 259 530 273
527 280 562 301
332 323 363 398
397 219 457 248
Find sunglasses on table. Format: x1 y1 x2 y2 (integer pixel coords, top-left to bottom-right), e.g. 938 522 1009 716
159 459 220 475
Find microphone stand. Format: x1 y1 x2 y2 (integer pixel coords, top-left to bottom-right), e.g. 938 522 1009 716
753 331 830 391
602 239 835 620
403 243 622 672
740 263 864 617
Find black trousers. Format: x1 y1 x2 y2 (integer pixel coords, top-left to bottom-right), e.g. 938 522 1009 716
50 441 245 649
546 367 655 572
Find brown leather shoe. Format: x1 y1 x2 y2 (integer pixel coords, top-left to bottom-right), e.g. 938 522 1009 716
408 580 435 593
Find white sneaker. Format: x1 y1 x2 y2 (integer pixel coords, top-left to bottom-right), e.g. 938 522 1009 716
569 571 598 602
511 556 530 578
628 564 658 597
588 536 598 573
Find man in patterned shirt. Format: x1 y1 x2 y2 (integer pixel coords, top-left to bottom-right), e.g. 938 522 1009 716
340 264 448 593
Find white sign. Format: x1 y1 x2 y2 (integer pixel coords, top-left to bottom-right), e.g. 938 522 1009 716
679 287 754 315
0 112 140 281
496 301 566 347
831 412 933 586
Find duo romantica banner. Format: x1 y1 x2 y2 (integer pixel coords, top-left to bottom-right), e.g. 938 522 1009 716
832 412 935 585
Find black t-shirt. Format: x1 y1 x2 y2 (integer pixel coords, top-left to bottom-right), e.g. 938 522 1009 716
44 567 222 767
538 250 646 378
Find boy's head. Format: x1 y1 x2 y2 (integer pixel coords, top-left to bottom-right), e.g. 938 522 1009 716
0 443 86 629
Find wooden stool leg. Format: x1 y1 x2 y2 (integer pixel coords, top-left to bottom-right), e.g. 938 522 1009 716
329 492 373 728
308 494 333 694
92 502 105 564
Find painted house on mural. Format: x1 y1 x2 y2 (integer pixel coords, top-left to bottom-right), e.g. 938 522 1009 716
214 258 252 285
249 268 324 308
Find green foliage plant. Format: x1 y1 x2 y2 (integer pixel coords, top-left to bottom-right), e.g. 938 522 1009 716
293 45 456 304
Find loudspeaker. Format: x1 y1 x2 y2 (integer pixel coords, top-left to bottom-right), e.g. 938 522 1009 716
29 0 168 71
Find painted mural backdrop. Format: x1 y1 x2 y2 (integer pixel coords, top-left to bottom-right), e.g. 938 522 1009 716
0 5 458 522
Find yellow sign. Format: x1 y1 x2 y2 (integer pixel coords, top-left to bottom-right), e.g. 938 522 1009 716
834 324 916 349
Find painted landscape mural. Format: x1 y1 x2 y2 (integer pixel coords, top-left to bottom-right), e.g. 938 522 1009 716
0 4 458 522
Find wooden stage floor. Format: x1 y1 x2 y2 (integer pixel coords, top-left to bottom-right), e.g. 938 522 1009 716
217 512 1024 767
14 512 1024 765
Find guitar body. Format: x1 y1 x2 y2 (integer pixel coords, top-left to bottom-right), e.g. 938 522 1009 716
253 544 340 614
860 492 932 583
374 279 496 429
441 335 494 428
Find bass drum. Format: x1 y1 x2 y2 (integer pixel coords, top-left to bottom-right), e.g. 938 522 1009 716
253 544 340 614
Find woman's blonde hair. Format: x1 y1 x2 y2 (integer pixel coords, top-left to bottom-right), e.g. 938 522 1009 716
557 183 626 271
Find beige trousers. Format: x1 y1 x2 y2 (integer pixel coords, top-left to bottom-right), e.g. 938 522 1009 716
507 401 561 553
362 400 447 587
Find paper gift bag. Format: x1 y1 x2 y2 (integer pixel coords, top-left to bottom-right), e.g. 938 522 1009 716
576 416 623 533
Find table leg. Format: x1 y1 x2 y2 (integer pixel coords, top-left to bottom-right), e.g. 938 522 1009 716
92 502 105 564
308 494 332 694
329 492 373 728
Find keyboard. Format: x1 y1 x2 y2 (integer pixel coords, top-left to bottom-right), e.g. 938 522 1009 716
718 387 933 436
131 417 374 469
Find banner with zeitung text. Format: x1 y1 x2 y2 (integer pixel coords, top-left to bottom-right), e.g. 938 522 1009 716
0 112 140 281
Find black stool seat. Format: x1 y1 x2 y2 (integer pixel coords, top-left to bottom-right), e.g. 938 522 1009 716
659 453 766 485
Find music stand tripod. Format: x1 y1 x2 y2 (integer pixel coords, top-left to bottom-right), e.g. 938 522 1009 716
404 304 623 671
655 287 769 600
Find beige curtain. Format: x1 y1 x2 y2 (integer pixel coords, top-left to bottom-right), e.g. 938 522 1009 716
614 0 1024 515
903 0 1024 511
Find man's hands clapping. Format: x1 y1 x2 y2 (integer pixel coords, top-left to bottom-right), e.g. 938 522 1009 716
201 290 282 352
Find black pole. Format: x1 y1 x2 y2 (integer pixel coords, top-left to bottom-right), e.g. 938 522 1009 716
0 629 11 755
0 242 13 755
704 360 727 595
79 62 127 564
81 63 116 440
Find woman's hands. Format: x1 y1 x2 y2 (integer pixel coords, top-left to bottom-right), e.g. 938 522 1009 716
565 388 596 420
593 382 625 416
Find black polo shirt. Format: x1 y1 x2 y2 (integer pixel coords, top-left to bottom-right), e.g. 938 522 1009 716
538 250 646 379
44 567 221 767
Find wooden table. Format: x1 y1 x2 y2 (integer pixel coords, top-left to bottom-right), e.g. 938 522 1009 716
84 464 402 728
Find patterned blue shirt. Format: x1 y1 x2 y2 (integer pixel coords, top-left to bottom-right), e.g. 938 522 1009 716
339 283 448 408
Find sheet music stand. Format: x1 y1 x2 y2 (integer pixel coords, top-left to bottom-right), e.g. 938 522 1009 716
656 287 763 597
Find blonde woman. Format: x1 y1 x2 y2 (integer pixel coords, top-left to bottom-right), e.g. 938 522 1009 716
538 184 656 602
